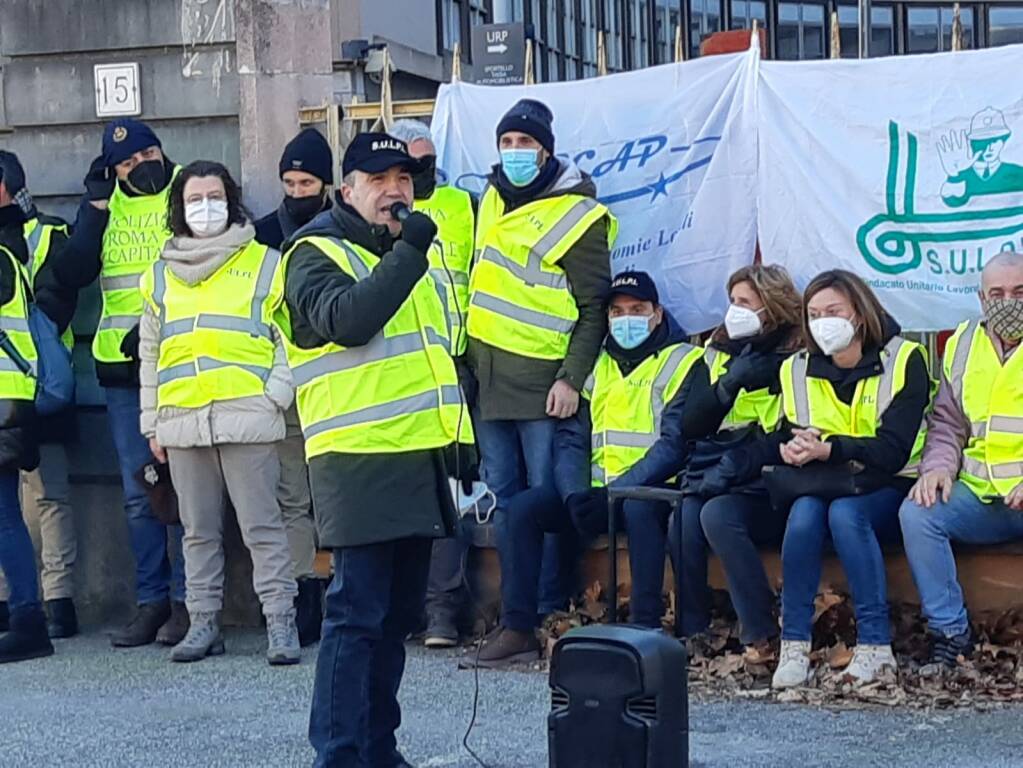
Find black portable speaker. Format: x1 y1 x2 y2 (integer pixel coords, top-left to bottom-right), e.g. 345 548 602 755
548 624 688 768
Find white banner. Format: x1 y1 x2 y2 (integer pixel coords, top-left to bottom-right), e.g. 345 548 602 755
432 49 760 333
758 45 1023 331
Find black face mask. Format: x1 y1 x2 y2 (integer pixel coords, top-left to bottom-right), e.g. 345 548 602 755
283 193 325 226
412 155 438 200
126 160 168 196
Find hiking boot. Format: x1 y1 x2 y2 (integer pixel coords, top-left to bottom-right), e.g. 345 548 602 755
466 626 539 668
924 629 973 673
295 578 324 648
845 643 897 684
0 605 55 664
424 616 459 649
156 601 190 646
110 599 170 648
170 611 224 662
743 637 779 666
266 609 301 666
771 640 812 689
0 601 8 632
44 598 79 639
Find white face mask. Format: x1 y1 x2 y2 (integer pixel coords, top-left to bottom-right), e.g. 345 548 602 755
184 198 229 238
724 304 764 340
449 479 496 525
809 316 857 356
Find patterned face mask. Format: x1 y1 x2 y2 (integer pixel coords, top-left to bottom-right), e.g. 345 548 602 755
983 297 1023 342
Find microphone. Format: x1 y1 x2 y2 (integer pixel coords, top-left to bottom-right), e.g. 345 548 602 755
390 202 411 222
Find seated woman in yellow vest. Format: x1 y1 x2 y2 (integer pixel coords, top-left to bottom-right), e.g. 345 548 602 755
675 264 802 662
139 161 300 666
708 270 931 687
471 271 723 667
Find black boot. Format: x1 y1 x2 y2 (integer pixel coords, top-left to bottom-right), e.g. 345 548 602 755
0 601 8 632
110 599 171 648
0 605 55 664
45 598 79 639
295 578 324 647
156 601 190 646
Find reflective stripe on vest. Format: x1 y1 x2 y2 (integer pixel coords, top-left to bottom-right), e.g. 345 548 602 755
0 246 38 398
589 342 704 486
944 319 1023 499
141 241 281 409
418 185 475 356
467 186 617 361
781 336 929 477
92 167 180 364
276 235 471 458
704 345 782 432
23 219 74 351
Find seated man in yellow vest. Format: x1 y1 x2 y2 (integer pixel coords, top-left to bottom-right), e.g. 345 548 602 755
467 98 615 624
276 133 470 767
389 118 480 648
473 272 720 666
59 119 188 649
0 150 101 640
900 252 1023 672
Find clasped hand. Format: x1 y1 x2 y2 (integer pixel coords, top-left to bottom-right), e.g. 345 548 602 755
780 427 831 467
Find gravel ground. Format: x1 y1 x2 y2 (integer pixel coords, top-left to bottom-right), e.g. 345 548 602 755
4 629 1023 767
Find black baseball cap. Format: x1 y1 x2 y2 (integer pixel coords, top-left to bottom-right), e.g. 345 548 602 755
606 270 659 305
342 132 420 177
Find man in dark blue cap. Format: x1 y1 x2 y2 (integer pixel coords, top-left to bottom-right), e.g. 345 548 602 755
464 98 615 664
274 133 472 768
60 117 188 649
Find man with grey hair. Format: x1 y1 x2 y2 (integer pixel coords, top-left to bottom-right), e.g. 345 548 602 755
900 250 1023 673
390 119 479 649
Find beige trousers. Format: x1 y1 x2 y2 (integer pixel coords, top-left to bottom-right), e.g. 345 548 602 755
167 443 297 616
277 406 316 579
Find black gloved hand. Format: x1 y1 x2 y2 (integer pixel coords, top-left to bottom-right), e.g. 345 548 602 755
695 452 741 498
119 324 141 361
400 211 438 254
444 442 479 494
84 156 115 201
566 487 609 539
718 345 783 400
0 151 26 198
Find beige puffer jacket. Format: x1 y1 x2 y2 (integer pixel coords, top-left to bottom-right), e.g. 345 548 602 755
139 224 293 448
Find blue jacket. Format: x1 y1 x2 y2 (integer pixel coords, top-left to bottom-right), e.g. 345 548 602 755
553 311 719 501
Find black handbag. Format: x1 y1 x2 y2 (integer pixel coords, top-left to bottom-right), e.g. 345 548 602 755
762 461 885 512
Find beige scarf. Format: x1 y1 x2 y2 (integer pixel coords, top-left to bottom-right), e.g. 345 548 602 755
161 223 255 286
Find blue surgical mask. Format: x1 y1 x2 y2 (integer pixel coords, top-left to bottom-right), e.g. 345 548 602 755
610 314 653 349
500 148 541 187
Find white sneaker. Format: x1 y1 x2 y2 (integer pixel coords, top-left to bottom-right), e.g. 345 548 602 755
845 643 896 684
771 640 812 689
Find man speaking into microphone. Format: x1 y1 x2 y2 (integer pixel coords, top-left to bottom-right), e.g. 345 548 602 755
274 133 469 768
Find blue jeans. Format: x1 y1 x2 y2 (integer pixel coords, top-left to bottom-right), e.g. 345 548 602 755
673 493 785 643
900 480 1023 637
309 538 433 768
781 487 904 645
501 486 668 629
475 416 573 615
104 386 185 605
0 469 40 613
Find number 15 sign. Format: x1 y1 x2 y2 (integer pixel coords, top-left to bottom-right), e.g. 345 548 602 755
94 63 141 118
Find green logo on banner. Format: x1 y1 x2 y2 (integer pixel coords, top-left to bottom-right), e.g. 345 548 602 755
857 109 1023 276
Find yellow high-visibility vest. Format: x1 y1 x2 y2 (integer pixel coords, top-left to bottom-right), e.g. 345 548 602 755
467 185 617 360
416 185 475 356
23 217 74 351
703 346 782 433
780 336 929 477
93 167 180 364
943 319 1023 500
140 241 282 410
0 245 38 401
276 235 471 459
586 342 704 487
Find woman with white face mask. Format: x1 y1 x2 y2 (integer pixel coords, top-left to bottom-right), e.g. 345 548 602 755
674 264 802 663
708 270 932 688
137 161 301 666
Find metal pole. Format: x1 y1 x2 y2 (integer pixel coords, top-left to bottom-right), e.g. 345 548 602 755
858 0 872 58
